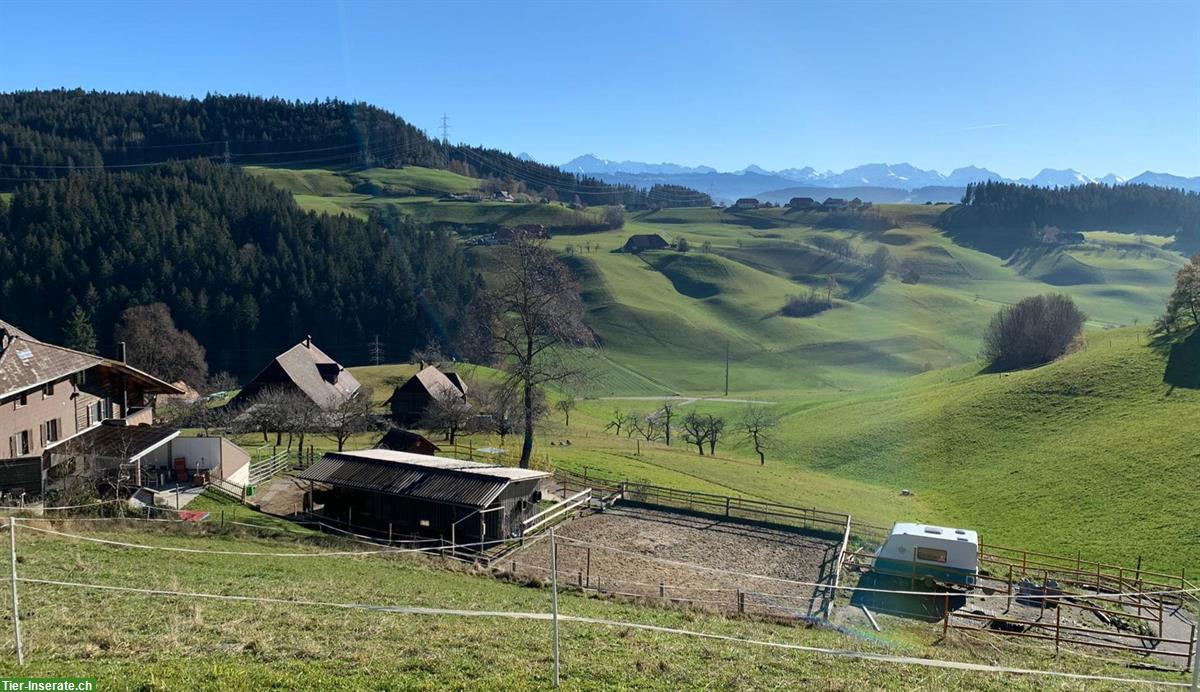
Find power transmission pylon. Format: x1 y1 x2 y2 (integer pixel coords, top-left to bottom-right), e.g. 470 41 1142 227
369 334 385 366
440 113 451 144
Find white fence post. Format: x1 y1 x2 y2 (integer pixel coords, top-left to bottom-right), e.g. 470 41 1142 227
9 517 23 665
550 526 560 687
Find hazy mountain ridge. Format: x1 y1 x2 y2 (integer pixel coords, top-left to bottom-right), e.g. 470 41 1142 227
561 155 1200 199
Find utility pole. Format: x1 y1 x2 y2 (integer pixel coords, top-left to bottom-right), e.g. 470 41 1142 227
223 140 231 166
724 341 730 397
368 334 385 367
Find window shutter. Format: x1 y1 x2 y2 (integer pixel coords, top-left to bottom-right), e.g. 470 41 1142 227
7 436 13 457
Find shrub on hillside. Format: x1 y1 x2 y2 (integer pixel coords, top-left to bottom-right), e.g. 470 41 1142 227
781 289 832 318
981 294 1085 371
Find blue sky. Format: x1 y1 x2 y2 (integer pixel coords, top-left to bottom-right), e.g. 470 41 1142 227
3 0 1198 178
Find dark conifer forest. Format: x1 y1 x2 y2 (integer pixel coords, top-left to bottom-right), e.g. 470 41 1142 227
939 181 1200 254
0 159 477 376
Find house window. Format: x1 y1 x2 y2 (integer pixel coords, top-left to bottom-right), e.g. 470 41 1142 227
14 393 27 409
42 382 55 398
15 430 30 456
915 547 948 564
45 419 59 444
92 400 104 423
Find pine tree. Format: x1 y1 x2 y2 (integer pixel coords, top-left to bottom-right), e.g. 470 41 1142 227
62 306 97 354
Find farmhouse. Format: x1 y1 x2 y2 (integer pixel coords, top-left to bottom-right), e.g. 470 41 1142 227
622 233 669 253
299 449 549 544
787 197 818 210
385 365 467 426
0 319 185 497
232 336 360 410
376 428 440 455
821 197 849 211
733 198 760 209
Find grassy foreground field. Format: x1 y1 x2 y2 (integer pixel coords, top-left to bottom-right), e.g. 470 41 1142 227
0 517 1180 689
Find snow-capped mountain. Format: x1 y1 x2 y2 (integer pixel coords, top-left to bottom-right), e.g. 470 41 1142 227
1017 169 1096 188
1127 171 1200 193
558 155 1197 194
561 154 715 176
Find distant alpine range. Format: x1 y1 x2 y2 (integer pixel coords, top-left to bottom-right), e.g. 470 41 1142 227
550 154 1200 204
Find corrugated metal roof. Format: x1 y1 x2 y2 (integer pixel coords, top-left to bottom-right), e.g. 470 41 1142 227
49 424 180 461
298 450 548 508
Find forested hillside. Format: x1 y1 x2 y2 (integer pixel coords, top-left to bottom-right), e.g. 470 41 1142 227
0 159 477 376
0 89 709 207
939 181 1200 253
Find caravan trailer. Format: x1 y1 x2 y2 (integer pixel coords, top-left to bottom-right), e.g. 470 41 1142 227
873 523 979 586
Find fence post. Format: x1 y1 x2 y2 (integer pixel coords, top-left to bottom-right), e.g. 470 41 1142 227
724 497 730 518
660 582 666 601
8 517 23 665
1189 621 1198 691
1054 605 1061 655
550 527 560 688
585 548 591 589
1006 565 1013 613
942 592 950 636
737 589 745 614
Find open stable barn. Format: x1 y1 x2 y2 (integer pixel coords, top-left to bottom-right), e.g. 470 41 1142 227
299 449 549 546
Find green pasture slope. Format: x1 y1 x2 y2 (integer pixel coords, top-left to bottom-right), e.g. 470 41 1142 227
537 204 1182 396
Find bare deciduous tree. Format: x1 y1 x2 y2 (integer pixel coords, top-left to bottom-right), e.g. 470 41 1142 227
420 387 473 444
473 382 525 450
554 393 577 428
604 409 631 436
115 303 208 386
656 403 676 445
463 239 593 468
630 411 661 442
323 389 380 452
680 410 708 456
739 405 780 465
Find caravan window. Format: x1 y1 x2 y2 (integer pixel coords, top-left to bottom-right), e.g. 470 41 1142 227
915 547 947 563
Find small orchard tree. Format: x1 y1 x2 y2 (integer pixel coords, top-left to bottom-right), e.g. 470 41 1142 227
323 389 380 452
704 414 727 455
420 388 473 444
680 411 709 456
982 294 1085 371
656 402 676 445
555 394 577 428
739 405 780 465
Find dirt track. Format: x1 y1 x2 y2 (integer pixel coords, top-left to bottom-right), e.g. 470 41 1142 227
509 504 840 617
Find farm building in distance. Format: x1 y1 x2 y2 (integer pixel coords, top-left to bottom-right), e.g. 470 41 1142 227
231 336 360 410
733 198 760 209
788 197 818 210
386 365 468 426
376 428 440 455
622 234 669 253
298 449 549 545
821 197 849 211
